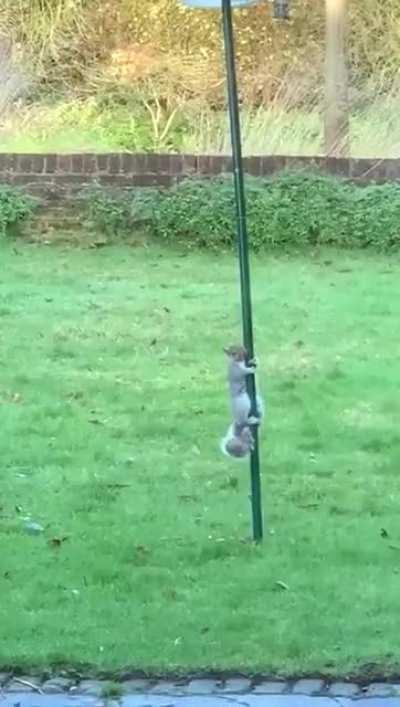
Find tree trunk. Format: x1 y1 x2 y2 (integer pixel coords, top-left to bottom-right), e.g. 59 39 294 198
324 0 349 157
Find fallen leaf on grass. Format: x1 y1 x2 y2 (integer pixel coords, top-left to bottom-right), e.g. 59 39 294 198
380 528 389 538
164 589 178 601
49 536 69 548
106 483 131 490
67 391 84 400
178 494 199 503
219 476 239 491
134 544 151 557
275 580 290 591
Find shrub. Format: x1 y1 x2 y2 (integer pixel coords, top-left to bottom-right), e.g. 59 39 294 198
149 170 400 251
84 184 155 238
0 185 35 237
351 183 400 250
149 171 355 250
150 177 237 250
247 171 354 249
84 170 400 252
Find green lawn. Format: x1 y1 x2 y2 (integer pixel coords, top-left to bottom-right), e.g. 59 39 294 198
1 241 400 678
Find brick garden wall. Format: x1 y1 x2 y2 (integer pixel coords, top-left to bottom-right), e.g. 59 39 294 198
1 153 400 202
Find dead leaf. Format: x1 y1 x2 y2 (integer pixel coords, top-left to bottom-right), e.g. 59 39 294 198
275 580 290 591
67 391 84 400
219 476 239 491
49 536 69 548
381 528 389 538
178 494 199 503
134 544 150 556
165 589 178 601
106 483 131 490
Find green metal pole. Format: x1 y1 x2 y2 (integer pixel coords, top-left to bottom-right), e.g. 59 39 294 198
221 0 263 542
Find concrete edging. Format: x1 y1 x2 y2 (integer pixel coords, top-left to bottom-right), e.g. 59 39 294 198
1 675 400 699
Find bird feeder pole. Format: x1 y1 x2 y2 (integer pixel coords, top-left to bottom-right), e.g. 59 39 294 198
221 0 263 542
181 0 291 542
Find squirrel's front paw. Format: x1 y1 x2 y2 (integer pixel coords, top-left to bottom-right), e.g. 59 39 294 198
248 415 261 426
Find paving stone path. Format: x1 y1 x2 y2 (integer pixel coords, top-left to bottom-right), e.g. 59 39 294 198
1 677 400 707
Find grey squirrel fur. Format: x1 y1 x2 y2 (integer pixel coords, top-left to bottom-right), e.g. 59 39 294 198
220 345 263 459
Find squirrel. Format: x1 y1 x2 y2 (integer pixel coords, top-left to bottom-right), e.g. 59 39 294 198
220 344 264 459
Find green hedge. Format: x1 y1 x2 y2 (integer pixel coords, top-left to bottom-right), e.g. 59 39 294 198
5 170 400 250
86 170 400 251
0 186 36 237
148 171 400 250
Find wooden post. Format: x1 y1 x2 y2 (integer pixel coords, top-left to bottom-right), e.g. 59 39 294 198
324 0 349 157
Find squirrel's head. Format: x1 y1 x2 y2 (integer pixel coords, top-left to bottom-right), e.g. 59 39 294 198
223 344 247 362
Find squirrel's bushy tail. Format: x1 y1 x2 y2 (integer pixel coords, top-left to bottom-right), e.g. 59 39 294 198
220 424 253 459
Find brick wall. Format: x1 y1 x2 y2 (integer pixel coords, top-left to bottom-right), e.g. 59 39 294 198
1 153 400 202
